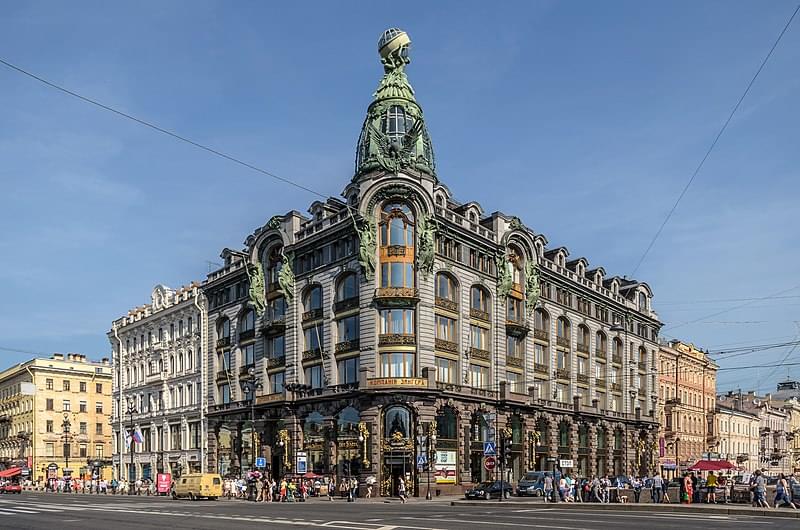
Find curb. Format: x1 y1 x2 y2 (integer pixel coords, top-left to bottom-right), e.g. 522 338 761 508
449 500 800 519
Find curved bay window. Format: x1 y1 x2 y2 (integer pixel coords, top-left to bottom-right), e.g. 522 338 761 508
379 308 415 377
379 203 415 292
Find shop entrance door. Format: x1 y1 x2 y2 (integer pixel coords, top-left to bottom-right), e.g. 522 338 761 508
382 453 413 497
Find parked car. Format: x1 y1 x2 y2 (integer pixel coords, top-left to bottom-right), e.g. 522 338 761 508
516 471 551 497
465 480 513 500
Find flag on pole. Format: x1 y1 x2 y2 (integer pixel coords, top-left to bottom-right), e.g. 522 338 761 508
124 429 132 448
133 427 144 444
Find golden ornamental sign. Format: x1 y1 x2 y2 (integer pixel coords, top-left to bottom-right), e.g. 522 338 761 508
367 377 427 388
255 393 284 405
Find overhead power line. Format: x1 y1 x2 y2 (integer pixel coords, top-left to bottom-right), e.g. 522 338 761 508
0 57 330 201
629 3 800 277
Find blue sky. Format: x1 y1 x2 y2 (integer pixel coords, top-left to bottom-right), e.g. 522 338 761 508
1 1 798 393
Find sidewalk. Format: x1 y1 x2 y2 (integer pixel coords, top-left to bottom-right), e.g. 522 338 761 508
451 499 800 519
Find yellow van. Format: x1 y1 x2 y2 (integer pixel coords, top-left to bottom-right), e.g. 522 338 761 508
172 473 222 500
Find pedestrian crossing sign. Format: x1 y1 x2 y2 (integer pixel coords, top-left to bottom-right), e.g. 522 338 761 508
416 454 427 467
483 441 496 456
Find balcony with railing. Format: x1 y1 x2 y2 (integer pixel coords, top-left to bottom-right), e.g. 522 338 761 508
335 339 360 354
468 347 491 362
596 378 607 388
556 368 570 380
577 343 590 355
637 361 647 372
266 356 286 370
262 316 286 335
302 308 323 322
374 287 419 304
435 297 459 313
556 336 570 348
596 350 607 360
434 338 459 354
577 373 589 385
302 348 322 362
216 336 231 349
611 382 622 392
239 328 256 342
333 297 359 314
470 308 490 322
534 328 548 342
611 354 622 364
506 320 530 338
378 334 416 347
506 356 524 369
534 363 548 375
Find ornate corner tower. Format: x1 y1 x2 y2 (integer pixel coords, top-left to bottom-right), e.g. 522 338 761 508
354 28 436 181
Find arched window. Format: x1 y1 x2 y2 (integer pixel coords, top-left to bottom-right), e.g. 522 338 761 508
384 405 411 439
577 325 590 352
240 309 255 334
264 246 283 285
596 331 607 358
435 273 458 305
186 350 193 371
612 337 623 361
379 203 415 289
304 285 323 312
556 317 570 342
638 292 648 312
382 105 412 142
336 273 358 302
218 318 230 340
436 407 458 441
169 355 175 374
470 285 491 319
178 353 183 372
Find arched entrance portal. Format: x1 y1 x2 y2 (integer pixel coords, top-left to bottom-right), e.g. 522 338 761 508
380 405 415 497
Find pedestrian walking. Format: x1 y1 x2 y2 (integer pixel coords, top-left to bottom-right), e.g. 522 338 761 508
774 473 796 509
398 478 406 503
651 474 663 504
751 470 769 508
631 476 642 503
328 477 335 501
544 474 553 503
681 473 692 504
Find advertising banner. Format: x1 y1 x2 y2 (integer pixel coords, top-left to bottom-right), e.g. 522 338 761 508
156 473 172 494
435 450 456 484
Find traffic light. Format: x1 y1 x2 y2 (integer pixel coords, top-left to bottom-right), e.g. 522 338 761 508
343 461 351 476
502 437 512 466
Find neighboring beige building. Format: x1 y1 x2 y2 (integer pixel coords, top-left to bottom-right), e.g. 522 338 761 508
771 380 800 475
716 403 760 474
657 340 718 477
0 353 113 483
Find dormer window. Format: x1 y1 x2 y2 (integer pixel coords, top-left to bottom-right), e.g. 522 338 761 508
638 292 648 312
382 105 413 141
469 212 477 223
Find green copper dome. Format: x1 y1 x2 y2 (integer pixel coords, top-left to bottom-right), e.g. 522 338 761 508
354 28 436 179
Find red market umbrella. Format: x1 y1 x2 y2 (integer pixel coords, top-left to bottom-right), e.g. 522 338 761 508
688 460 735 471
302 472 321 479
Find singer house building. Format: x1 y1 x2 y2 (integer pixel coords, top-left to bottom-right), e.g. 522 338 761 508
202 28 663 497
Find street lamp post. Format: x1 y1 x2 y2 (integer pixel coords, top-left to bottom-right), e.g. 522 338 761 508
126 398 138 495
425 422 437 501
240 367 263 502
61 413 72 492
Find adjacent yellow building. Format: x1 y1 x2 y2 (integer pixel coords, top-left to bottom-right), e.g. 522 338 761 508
0 353 113 483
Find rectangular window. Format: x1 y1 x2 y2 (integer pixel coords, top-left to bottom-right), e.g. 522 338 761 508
379 309 415 335
469 364 489 389
46 398 54 411
380 262 414 288
96 423 103 435
304 325 323 352
45 443 54 457
269 372 285 394
95 402 103 414
268 335 285 359
96 383 103 394
188 422 200 449
507 335 524 357
506 372 523 393
95 444 104 458
79 422 87 435
63 380 70 391
506 298 524 322
46 420 54 433
336 315 359 343
63 400 71 412
337 357 360 384
170 424 181 450
435 315 457 342
534 343 547 365
79 381 87 392
187 317 193 334
435 357 458 384
79 401 87 413
304 364 324 389
243 343 256 366
555 383 568 402
219 384 230 404
380 352 414 377
46 378 53 390
470 325 489 350
577 357 588 376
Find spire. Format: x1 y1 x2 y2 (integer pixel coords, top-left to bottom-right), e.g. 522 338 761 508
354 28 436 180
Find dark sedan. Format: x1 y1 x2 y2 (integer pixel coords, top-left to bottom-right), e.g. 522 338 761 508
465 480 513 500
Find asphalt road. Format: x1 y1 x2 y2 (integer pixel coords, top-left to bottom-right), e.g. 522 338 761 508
0 492 795 529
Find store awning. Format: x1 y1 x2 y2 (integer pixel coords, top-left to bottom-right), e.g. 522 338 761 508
0 467 21 478
688 460 735 471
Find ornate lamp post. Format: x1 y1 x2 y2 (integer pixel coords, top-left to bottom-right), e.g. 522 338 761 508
240 367 263 501
425 422 437 500
61 413 73 492
126 398 138 495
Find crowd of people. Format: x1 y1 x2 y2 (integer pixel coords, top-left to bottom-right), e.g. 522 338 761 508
222 476 368 502
42 477 159 495
537 470 798 509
